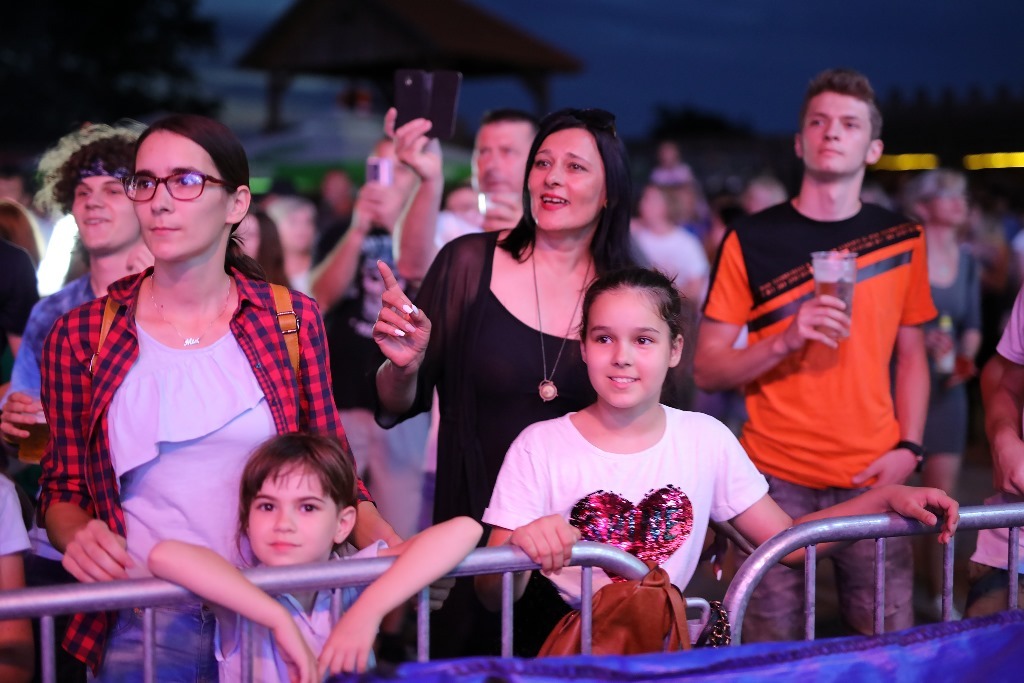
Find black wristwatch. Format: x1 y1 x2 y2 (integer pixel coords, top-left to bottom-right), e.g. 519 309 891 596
896 440 926 472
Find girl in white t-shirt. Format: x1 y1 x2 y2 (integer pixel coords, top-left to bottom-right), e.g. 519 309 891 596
149 433 480 681
475 267 959 609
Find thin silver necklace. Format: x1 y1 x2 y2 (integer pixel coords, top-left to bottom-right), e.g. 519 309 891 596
150 277 233 348
532 253 591 402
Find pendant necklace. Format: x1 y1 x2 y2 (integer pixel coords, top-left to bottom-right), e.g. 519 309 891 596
151 277 233 348
533 253 591 402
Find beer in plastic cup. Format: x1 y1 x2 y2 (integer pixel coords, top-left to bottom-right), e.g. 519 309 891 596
17 420 49 464
811 250 857 339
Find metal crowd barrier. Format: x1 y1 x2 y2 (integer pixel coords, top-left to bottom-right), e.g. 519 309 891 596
723 503 1024 644
0 540 708 683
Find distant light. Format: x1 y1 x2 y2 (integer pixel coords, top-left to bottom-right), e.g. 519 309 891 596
870 154 939 171
249 177 271 194
963 152 1024 170
36 214 77 296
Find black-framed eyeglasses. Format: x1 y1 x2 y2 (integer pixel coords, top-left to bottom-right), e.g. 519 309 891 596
572 108 617 137
123 171 228 202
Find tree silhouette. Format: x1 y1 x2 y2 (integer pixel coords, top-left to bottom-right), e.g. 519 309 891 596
0 1 219 152
649 104 753 141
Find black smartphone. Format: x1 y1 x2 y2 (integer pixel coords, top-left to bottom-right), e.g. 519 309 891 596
394 69 462 140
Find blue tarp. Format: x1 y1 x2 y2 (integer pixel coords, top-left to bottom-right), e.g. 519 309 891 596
330 610 1022 682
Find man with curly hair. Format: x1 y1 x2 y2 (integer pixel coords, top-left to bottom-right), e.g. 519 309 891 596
0 122 149 682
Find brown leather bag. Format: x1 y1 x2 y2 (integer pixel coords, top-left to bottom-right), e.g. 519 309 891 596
538 561 691 657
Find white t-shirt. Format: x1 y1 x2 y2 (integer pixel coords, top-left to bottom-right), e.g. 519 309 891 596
973 286 1024 572
0 477 30 556
216 541 386 683
632 227 709 285
483 406 767 606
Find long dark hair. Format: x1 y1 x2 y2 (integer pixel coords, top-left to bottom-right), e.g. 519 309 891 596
499 108 638 274
135 114 265 281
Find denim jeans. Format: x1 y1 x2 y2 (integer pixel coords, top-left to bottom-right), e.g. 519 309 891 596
89 603 218 683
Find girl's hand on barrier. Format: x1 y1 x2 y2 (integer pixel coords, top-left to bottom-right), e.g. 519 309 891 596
62 519 134 582
885 485 960 544
319 609 377 675
272 619 318 683
510 515 581 575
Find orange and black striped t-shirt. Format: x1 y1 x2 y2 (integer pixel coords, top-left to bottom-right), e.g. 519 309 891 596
703 202 936 489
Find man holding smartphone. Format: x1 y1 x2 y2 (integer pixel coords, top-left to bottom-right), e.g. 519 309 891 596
311 137 429 541
391 108 537 287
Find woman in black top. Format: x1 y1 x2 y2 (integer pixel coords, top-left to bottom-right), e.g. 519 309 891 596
373 108 640 656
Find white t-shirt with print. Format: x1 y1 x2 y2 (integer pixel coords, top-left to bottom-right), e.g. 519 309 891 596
483 406 767 606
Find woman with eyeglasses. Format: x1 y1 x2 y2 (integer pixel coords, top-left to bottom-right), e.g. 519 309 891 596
372 108 640 657
37 114 399 679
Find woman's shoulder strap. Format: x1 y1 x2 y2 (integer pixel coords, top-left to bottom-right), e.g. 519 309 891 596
88 297 119 375
270 283 300 380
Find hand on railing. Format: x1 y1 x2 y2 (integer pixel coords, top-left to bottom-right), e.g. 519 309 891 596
882 485 960 543
63 519 134 582
509 514 581 575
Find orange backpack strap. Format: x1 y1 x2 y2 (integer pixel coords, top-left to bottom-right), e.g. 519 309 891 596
270 283 300 380
89 297 119 375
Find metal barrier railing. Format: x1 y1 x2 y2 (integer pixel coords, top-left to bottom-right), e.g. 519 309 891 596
723 503 1024 644
0 540 708 683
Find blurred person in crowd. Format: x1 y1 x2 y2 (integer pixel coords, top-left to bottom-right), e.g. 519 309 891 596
904 169 981 619
444 183 482 225
314 168 355 263
970 192 1016 366
630 183 708 303
435 182 483 248
0 243 37 367
974 290 1024 617
649 139 710 238
649 139 695 187
1 121 145 683
266 194 317 295
235 209 288 286
0 167 32 207
694 196 750 435
0 473 32 682
630 181 710 411
705 195 746 264
740 174 788 215
0 200 45 268
312 127 431 663
312 131 428 545
0 166 53 253
373 107 640 657
473 109 539 233
696 69 934 641
861 180 896 211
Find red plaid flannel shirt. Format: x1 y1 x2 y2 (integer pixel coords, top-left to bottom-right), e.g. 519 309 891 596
38 268 369 673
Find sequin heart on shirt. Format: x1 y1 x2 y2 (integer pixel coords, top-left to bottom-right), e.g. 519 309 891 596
570 486 693 574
